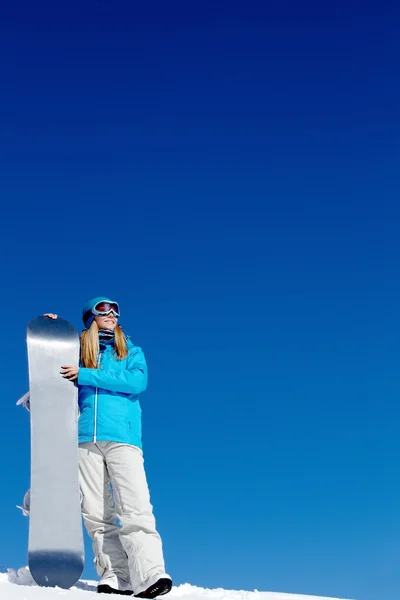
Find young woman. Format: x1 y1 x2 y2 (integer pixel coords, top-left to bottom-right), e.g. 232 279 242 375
45 297 172 597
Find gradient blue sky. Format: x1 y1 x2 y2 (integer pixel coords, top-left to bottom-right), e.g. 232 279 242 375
0 2 399 600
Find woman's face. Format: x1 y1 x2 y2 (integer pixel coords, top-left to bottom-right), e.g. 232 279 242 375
94 313 118 330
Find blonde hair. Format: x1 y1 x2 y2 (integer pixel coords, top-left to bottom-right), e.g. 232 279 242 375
80 320 128 368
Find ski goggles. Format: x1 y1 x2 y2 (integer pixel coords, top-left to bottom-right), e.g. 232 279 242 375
92 301 120 318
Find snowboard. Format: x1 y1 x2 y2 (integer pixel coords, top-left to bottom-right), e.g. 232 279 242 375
27 316 84 588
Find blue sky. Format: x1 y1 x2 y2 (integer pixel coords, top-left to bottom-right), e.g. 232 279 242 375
0 2 399 599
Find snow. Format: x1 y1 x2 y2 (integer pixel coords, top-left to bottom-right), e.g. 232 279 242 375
0 567 354 600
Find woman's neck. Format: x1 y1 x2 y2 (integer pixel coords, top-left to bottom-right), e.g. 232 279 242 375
98 329 115 344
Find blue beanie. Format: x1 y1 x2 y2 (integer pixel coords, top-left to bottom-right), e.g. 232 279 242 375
82 296 116 329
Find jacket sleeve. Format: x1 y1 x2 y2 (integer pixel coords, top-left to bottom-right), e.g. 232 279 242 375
78 347 148 395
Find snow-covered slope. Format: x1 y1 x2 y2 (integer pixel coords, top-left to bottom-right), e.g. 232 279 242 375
0 567 354 600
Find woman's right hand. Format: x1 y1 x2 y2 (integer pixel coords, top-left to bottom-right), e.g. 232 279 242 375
43 313 58 319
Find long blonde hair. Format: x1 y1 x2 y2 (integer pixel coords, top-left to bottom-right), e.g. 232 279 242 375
80 320 128 368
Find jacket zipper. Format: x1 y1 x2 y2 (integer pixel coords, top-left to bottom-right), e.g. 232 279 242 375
93 353 101 442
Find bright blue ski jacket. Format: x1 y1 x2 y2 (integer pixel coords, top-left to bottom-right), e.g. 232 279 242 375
77 339 148 448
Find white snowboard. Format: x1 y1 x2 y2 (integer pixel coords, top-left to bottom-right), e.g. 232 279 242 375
27 316 84 588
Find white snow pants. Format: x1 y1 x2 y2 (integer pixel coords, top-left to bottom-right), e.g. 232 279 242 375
78 442 167 594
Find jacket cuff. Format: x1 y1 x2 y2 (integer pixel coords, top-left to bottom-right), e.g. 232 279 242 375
78 368 93 386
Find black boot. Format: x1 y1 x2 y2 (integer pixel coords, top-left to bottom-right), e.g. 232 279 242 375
134 578 172 599
97 584 133 595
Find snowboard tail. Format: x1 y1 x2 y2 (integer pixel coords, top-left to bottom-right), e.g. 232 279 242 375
29 550 84 589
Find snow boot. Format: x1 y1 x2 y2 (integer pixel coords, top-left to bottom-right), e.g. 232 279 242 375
97 575 133 595
134 577 172 599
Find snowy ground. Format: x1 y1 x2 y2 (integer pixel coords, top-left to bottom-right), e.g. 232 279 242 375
0 567 354 600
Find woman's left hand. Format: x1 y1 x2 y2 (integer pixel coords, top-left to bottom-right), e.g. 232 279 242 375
61 366 79 381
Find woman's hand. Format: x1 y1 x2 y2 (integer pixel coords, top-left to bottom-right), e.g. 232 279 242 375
44 313 58 319
61 366 79 381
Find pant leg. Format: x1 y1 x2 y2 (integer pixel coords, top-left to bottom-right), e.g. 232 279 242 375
102 442 168 594
78 442 130 583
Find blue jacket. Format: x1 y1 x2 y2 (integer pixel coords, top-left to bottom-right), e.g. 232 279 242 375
77 338 148 448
